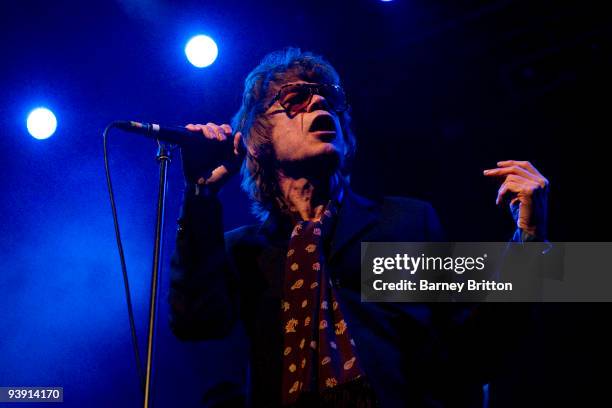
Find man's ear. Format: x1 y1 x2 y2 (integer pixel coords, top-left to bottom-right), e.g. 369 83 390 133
247 145 258 159
236 131 258 159
233 131 247 156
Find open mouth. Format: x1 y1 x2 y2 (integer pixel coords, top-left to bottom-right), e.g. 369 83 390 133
309 114 337 133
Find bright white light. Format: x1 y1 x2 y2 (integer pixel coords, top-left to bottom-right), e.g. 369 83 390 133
26 107 57 139
185 35 218 68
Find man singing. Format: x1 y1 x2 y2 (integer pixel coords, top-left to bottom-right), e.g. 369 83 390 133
168 48 549 407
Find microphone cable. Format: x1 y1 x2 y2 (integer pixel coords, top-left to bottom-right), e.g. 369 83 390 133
103 121 146 393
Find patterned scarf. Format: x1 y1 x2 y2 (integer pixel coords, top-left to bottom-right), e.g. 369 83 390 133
280 201 374 406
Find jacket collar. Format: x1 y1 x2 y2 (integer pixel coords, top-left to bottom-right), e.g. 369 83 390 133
329 188 379 260
258 188 380 259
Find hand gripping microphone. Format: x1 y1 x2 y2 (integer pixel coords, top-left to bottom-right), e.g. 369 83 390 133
115 120 243 179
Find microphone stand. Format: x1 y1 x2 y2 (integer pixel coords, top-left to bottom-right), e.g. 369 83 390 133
144 141 172 408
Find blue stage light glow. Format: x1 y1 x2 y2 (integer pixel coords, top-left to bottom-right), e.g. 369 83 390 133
185 35 218 68
26 107 57 139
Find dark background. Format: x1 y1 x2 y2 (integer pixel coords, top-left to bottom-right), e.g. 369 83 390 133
0 0 610 406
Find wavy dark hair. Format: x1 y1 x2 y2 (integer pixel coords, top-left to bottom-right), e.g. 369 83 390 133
231 47 357 221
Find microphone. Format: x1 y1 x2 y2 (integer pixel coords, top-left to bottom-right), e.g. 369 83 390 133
115 120 232 148
115 120 243 176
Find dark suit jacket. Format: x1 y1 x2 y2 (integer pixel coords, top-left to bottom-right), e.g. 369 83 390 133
168 189 487 407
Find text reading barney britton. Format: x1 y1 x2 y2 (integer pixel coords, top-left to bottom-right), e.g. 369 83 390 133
370 253 513 293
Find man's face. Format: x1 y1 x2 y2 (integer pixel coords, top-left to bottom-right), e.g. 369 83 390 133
264 80 346 174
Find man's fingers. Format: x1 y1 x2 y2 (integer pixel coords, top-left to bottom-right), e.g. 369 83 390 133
205 164 229 185
496 180 522 205
484 164 548 188
484 165 534 179
496 178 540 205
496 160 545 179
185 123 214 140
220 124 232 135
483 166 545 186
186 123 210 137
206 123 227 141
185 123 232 141
496 183 509 205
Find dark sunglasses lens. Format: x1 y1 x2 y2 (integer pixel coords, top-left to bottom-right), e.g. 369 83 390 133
279 84 347 114
321 86 347 112
280 87 312 114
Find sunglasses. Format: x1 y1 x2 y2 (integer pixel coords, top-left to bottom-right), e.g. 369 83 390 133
265 83 348 116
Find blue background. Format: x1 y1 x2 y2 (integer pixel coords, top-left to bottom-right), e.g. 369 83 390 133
1 0 610 406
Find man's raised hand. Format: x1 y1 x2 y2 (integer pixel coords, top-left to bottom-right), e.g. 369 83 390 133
484 160 549 238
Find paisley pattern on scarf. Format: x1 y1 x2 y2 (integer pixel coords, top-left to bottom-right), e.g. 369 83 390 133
280 202 367 405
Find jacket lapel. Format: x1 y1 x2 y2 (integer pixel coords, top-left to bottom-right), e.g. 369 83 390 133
329 189 380 260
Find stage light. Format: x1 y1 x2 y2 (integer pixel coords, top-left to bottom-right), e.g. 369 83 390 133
26 107 57 140
185 35 218 68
